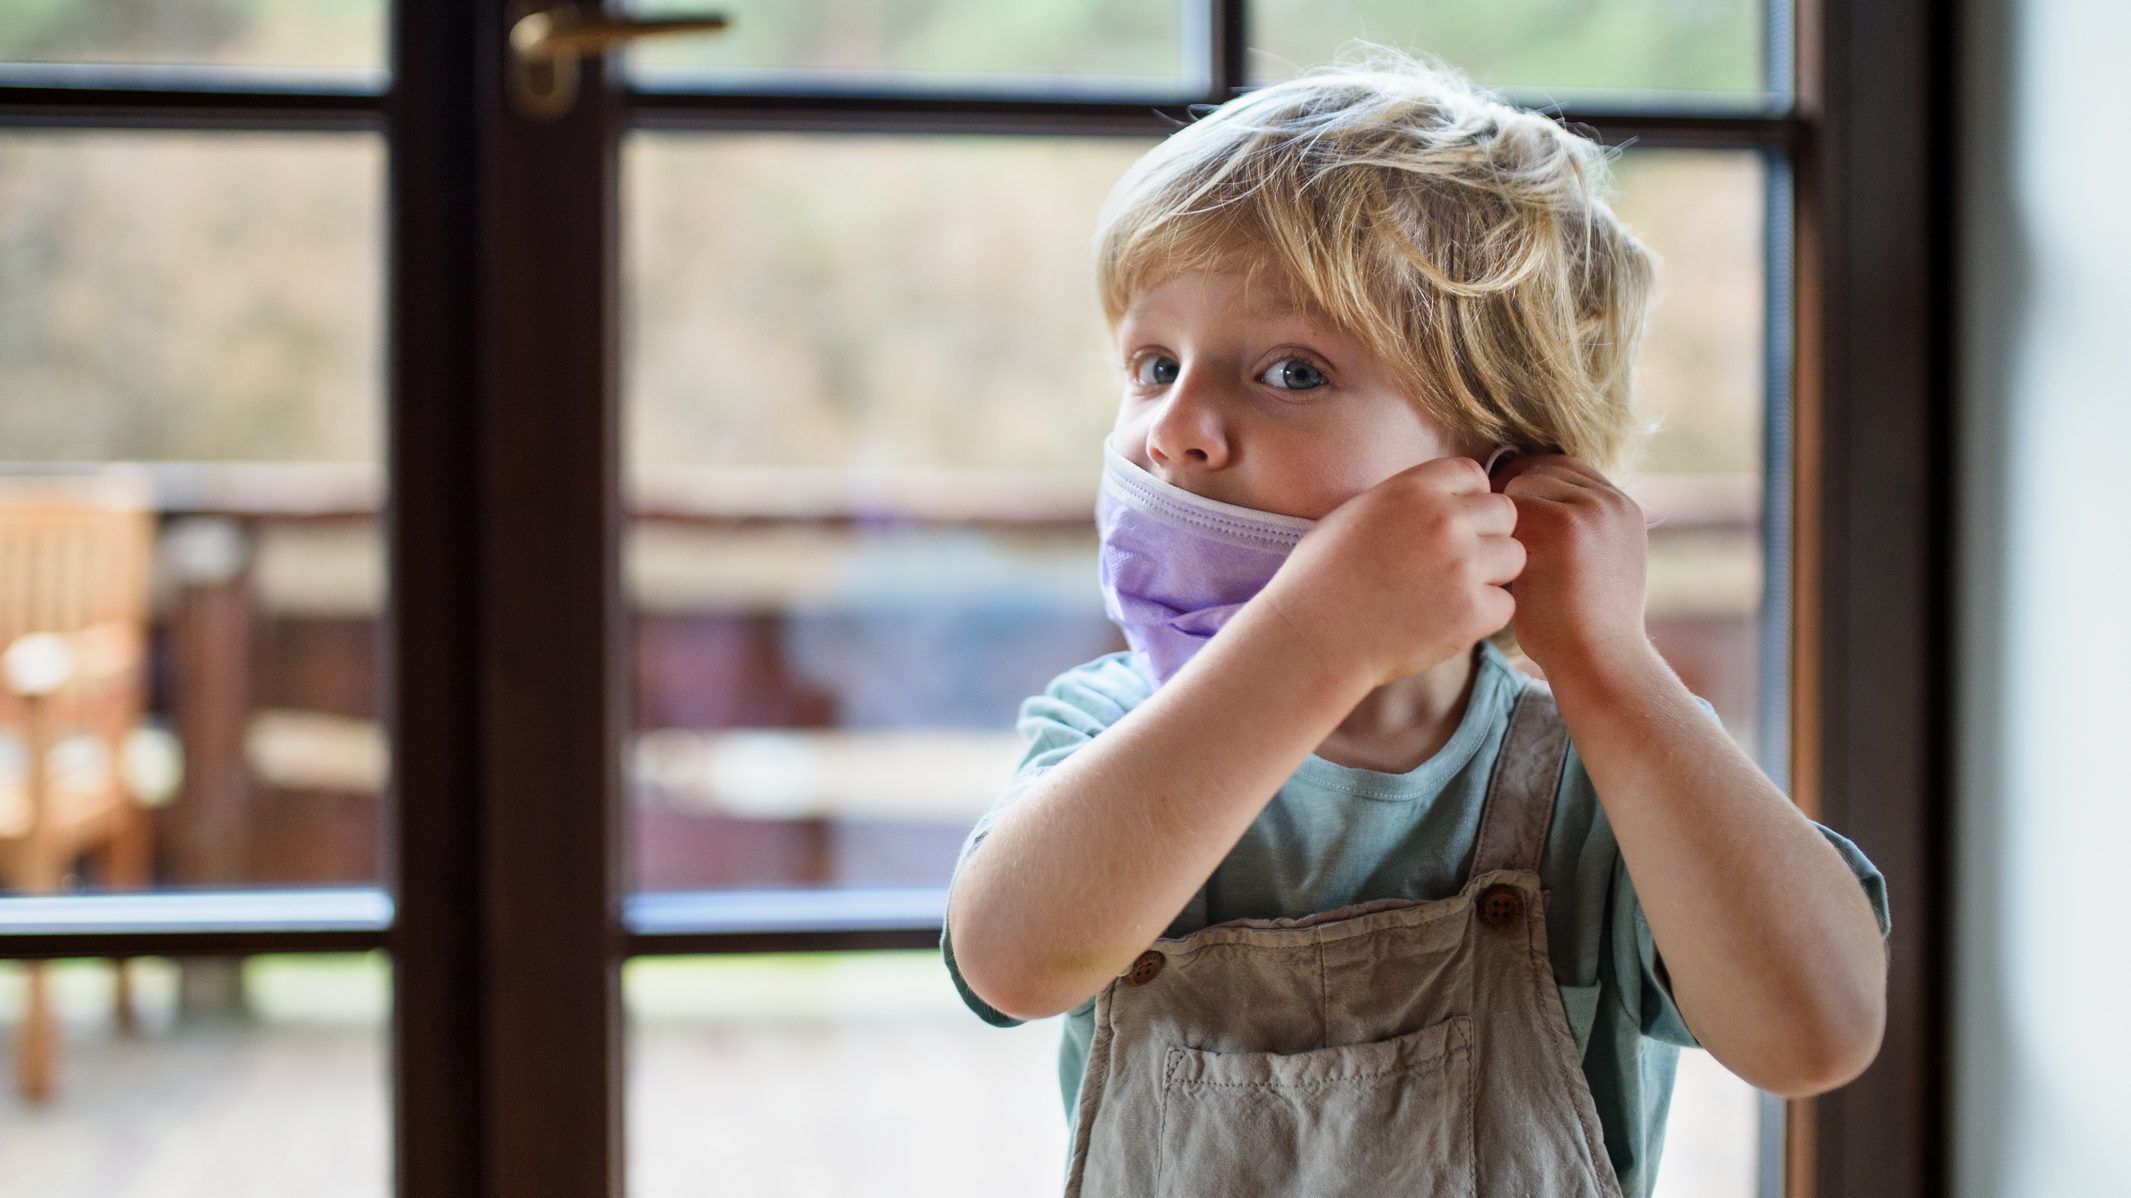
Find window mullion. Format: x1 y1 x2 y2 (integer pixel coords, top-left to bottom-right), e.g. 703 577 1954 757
468 13 628 1198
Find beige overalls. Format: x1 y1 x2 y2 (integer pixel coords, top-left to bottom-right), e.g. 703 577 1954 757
1062 679 1625 1197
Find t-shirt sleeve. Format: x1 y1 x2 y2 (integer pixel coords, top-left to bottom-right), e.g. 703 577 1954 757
941 652 1154 1028
1613 693 1896 1049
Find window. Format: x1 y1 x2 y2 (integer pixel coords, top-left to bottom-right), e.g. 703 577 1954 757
0 3 1946 1196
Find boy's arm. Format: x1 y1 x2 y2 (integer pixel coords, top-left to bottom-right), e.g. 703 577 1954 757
1547 640 1890 1097
1489 450 1888 1097
948 595 1375 1022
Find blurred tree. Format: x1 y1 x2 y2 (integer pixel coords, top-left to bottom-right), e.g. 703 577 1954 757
0 0 379 69
0 3 1766 481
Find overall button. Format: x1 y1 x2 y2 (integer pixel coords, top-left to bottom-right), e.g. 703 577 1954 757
1123 949 1166 986
1478 883 1525 928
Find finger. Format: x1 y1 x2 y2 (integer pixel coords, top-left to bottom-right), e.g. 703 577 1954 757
1504 491 1574 516
1477 582 1516 631
1475 531 1527 586
1463 490 1519 536
1504 470 1590 503
1539 455 1614 486
1435 452 1494 496
1383 453 1489 498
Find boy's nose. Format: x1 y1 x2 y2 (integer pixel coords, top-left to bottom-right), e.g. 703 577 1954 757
1145 378 1232 474
1147 432 1228 478
1150 441 1212 468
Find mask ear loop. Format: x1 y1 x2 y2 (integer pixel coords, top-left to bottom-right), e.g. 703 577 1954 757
1480 445 1524 616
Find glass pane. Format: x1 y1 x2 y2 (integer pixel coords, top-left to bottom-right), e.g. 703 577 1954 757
0 0 384 72
0 132 388 912
1611 150 1769 766
626 951 1063 1195
624 131 1771 1191
1621 148 1770 1198
1249 0 1767 103
624 0 1191 91
1615 149 1771 1197
1658 1051 1766 1196
0 952 389 1195
624 130 1141 897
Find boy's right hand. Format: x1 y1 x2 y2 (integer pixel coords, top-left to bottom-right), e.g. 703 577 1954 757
1254 454 1524 689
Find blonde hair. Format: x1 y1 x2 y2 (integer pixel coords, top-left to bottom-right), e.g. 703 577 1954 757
1092 43 1661 480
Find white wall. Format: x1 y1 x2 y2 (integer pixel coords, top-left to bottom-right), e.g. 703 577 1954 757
1955 0 2131 1192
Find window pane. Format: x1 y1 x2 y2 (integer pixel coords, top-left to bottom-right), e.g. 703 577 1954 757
1615 149 1770 1198
0 132 389 912
624 0 1191 91
623 130 1138 897
0 0 384 72
624 132 1773 1192
626 951 1063 1195
1611 150 1769 769
0 952 389 1195
1248 0 1767 102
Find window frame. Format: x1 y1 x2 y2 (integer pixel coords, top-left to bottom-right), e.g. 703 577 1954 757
0 2 1950 1196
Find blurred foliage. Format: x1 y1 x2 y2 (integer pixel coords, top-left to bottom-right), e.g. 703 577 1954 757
628 0 1188 83
0 0 379 69
625 136 1763 480
1612 152 1767 477
0 2 1768 480
0 133 382 460
624 133 1146 479
1253 0 1763 97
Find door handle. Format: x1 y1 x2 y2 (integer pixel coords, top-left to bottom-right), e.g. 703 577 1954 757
507 3 731 121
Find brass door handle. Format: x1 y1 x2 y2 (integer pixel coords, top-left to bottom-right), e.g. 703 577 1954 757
507 3 731 121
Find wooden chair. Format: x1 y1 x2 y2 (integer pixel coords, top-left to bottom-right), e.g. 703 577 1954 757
0 470 158 1102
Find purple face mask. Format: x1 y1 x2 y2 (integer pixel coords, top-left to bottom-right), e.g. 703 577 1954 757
1095 435 1516 686
1095 435 1316 686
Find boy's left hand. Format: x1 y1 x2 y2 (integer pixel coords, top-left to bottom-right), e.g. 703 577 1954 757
1489 452 1652 677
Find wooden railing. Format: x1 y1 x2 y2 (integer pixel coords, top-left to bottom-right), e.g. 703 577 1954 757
7 461 1766 896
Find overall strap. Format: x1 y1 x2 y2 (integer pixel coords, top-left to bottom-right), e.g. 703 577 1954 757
1468 679 1571 879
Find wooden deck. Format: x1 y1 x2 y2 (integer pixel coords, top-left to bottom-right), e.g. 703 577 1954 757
0 954 1759 1197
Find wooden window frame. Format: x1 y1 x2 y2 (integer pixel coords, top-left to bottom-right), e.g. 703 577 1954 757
0 1 1950 1195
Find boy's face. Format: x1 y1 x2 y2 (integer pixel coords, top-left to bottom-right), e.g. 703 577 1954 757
1111 265 1481 520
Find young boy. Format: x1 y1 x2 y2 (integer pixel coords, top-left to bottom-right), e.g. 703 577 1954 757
940 46 1892 1198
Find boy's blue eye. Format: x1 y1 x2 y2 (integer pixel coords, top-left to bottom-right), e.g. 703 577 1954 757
1134 355 1180 386
1260 357 1327 391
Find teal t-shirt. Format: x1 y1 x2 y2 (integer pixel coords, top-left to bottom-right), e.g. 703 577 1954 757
940 638 1895 1197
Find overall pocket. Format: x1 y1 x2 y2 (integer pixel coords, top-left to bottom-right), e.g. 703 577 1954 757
1156 1014 1475 1198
